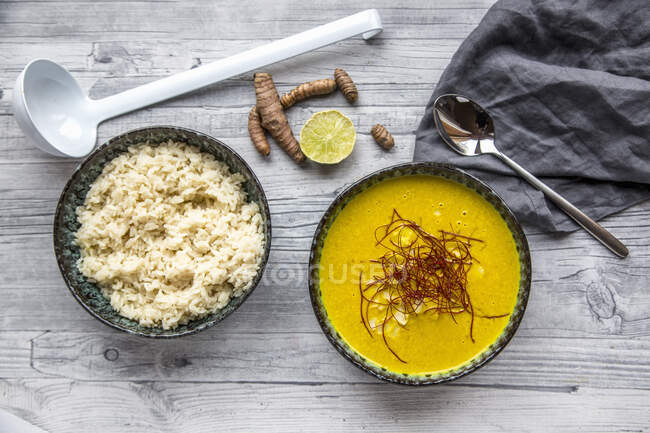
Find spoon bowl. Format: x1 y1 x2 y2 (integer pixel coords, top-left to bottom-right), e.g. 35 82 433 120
433 93 628 258
13 59 99 157
433 94 497 156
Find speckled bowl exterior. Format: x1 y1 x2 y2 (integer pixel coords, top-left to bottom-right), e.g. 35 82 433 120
53 126 272 337
308 162 531 385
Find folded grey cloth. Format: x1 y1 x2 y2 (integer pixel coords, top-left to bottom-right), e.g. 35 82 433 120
414 0 650 232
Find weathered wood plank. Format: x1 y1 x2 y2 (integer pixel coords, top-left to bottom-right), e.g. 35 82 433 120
0 332 43 379
0 2 478 114
0 38 454 115
24 331 650 389
1 379 648 433
82 39 458 83
0 1 493 42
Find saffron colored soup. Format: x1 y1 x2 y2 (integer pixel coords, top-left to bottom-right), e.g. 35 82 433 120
318 174 521 375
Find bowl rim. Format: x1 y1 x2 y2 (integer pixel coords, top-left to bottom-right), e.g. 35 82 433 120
53 125 272 338
308 161 532 384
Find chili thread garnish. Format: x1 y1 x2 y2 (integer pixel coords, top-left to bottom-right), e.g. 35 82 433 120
359 209 508 363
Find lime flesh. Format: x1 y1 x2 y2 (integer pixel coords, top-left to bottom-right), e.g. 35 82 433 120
299 110 356 164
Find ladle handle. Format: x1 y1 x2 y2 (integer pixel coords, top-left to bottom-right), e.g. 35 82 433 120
494 151 629 258
92 9 382 120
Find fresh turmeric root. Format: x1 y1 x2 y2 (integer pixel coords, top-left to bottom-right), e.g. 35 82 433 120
280 78 337 109
371 124 395 150
248 106 270 156
254 72 305 163
334 68 358 103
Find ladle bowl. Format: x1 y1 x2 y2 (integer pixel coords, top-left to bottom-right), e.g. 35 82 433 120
14 59 99 157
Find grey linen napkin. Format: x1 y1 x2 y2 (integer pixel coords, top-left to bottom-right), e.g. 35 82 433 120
414 0 650 232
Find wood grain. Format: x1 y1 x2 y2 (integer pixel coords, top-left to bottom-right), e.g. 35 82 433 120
1 379 649 433
20 331 650 389
0 0 649 432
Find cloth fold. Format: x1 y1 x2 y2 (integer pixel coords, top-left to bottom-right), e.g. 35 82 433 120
414 0 650 232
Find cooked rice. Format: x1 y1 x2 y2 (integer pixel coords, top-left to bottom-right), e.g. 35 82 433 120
75 141 265 329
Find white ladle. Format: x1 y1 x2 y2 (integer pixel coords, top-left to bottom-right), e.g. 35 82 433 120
13 9 382 158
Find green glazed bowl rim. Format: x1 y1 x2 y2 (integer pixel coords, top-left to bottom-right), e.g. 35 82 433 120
308 162 531 385
53 126 272 338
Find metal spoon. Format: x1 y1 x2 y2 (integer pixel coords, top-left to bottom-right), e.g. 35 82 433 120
433 94 629 258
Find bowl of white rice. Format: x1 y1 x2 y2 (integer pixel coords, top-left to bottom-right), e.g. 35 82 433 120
53 126 271 337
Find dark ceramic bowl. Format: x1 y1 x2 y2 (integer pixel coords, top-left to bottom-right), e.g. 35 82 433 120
308 162 531 385
53 126 272 337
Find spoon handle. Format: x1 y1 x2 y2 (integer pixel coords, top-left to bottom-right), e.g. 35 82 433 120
494 152 629 258
92 10 382 121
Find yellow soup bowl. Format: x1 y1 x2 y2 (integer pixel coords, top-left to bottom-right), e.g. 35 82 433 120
308 162 531 385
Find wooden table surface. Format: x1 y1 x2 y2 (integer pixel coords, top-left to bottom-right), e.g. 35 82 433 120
1 1 649 432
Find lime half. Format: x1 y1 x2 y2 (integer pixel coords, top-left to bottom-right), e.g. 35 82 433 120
299 110 356 164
